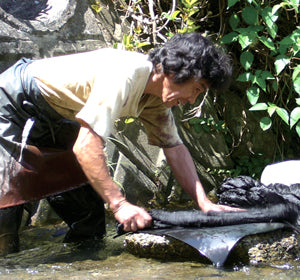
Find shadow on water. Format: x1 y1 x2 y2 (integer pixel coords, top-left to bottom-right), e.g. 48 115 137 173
0 222 299 279
0 222 123 267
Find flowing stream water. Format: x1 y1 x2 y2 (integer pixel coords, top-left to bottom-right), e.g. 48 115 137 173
0 222 299 280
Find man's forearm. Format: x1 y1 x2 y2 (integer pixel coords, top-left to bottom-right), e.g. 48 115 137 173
73 125 125 211
73 125 152 231
163 144 212 211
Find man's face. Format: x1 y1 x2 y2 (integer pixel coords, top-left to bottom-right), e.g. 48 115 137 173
161 76 209 108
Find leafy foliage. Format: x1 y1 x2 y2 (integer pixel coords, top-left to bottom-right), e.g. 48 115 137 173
188 117 228 134
221 0 300 137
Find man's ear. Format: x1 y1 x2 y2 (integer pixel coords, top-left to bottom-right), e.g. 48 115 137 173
154 62 163 74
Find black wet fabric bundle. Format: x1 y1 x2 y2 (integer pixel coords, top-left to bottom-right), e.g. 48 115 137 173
149 204 298 229
116 203 299 236
149 176 300 230
116 175 300 236
217 175 300 225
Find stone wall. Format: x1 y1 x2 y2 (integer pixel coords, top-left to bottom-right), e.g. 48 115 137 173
0 0 105 71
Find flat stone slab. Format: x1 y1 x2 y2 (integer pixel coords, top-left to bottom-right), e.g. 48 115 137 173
124 226 300 266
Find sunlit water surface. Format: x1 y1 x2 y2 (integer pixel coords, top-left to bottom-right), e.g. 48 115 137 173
0 222 299 279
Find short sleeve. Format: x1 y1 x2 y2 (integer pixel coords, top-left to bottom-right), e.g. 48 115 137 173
76 75 126 140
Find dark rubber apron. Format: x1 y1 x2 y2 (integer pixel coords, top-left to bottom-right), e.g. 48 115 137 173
0 58 88 208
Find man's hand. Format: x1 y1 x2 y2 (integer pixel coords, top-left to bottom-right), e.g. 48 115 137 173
112 200 152 232
200 200 245 213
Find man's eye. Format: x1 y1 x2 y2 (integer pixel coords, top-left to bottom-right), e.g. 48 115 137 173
195 88 201 94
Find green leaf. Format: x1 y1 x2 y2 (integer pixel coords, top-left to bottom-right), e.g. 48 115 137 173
267 106 277 117
290 107 300 128
289 0 300 10
261 7 279 28
162 10 181 20
221 32 238 44
203 124 210 132
236 26 264 34
171 10 181 19
194 124 202 133
136 42 151 48
91 4 102 13
278 44 289 55
242 6 258 25
272 80 278 92
189 118 201 125
275 107 289 125
238 33 255 49
291 27 300 41
296 122 300 138
247 86 260 105
253 71 266 92
293 77 300 95
267 103 277 117
124 118 135 124
292 65 300 81
240 51 254 70
280 35 295 45
259 36 276 51
249 103 268 111
274 55 290 75
272 4 282 15
229 14 240 30
255 70 275 92
228 0 239 9
267 23 278 39
261 70 275 80
260 117 272 131
237 72 254 82
260 6 279 38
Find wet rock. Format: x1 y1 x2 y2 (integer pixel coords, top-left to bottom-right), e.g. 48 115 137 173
246 233 299 264
124 233 208 263
124 228 300 265
29 199 61 226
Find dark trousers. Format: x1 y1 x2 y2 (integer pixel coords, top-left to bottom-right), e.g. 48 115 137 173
47 184 106 243
0 205 23 255
0 184 106 256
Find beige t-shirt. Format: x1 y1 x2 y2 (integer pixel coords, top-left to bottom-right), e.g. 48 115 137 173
26 48 182 147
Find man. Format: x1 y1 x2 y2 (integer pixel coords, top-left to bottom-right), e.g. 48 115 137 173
0 32 236 255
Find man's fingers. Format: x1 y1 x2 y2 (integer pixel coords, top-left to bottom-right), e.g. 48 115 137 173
136 214 152 230
131 220 138 232
220 205 246 212
122 219 136 232
123 219 144 232
127 212 152 232
210 204 246 212
115 204 152 232
202 202 246 213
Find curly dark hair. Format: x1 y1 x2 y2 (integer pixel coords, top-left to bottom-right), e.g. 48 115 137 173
148 33 232 91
